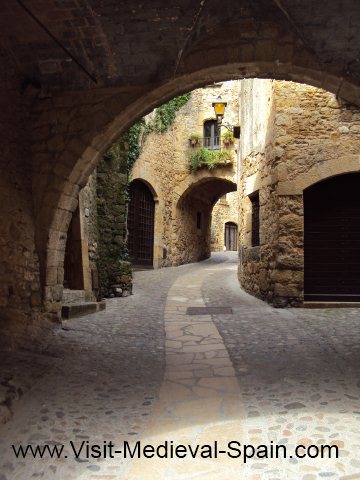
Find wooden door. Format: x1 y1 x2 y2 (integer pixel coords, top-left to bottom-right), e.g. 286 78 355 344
225 222 238 251
304 173 360 301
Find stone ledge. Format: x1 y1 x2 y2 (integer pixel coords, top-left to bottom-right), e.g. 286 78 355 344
303 302 360 309
61 301 106 319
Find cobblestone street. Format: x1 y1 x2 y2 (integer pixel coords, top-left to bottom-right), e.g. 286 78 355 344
1 252 360 479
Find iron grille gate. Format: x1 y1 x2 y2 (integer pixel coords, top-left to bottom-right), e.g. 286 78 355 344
128 180 155 267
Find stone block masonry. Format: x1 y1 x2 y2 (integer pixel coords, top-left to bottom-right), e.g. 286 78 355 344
238 79 360 307
211 191 239 252
1 0 360 338
96 136 133 299
131 82 239 268
0 50 46 347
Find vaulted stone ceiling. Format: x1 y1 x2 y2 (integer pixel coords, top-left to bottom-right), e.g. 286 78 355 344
1 0 359 92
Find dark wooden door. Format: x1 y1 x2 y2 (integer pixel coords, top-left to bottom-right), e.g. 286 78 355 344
128 180 155 267
225 222 238 251
304 173 360 301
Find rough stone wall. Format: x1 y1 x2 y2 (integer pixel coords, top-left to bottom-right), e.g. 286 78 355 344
274 82 360 306
0 51 46 346
238 79 277 303
239 79 360 306
96 137 132 298
131 82 239 267
173 197 212 265
211 191 239 251
1 1 360 331
72 172 99 299
79 173 99 273
2 0 360 101
17 0 360 320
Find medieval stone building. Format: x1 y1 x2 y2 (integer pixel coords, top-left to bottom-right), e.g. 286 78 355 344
129 81 239 268
1 0 360 343
238 79 360 307
60 82 240 312
2 5 360 478
60 78 360 315
126 78 360 308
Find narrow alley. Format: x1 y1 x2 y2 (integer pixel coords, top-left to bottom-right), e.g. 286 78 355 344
1 253 359 479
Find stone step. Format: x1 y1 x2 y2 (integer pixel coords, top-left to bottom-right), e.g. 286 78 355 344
303 301 360 308
61 301 106 320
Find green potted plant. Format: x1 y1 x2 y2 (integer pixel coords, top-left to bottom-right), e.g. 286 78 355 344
188 148 233 172
222 131 234 146
189 133 201 147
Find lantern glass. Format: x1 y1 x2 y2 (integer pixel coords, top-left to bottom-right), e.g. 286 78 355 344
212 96 227 118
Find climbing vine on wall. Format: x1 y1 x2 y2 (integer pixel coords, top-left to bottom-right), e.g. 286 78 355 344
96 133 130 297
127 119 146 173
95 94 191 296
144 93 191 134
126 94 192 179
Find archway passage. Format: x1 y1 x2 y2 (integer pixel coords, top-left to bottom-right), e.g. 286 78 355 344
128 180 155 267
225 222 238 251
304 173 360 302
176 176 237 264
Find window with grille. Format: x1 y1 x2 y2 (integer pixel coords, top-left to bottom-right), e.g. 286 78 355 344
203 120 220 150
250 192 260 247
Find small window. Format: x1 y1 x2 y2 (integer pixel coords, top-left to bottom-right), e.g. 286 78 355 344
203 120 220 150
250 192 260 247
219 194 228 205
197 212 202 230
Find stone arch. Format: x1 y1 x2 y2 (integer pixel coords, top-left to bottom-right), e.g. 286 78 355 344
175 171 237 209
211 197 239 252
223 217 238 226
277 156 360 196
34 37 360 312
130 176 159 202
203 117 218 123
169 175 237 265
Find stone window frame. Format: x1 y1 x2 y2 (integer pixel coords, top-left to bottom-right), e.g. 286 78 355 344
203 119 221 150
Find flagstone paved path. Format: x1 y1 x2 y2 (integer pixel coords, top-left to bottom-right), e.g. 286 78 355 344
0 252 360 479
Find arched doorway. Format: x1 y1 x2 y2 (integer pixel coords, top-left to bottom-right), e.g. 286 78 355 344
304 172 360 302
63 207 85 290
224 222 238 251
128 180 155 267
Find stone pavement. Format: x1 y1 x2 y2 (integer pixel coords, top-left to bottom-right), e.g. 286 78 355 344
0 252 360 479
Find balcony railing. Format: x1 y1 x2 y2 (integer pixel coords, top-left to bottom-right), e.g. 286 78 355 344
189 136 234 150
203 136 220 149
